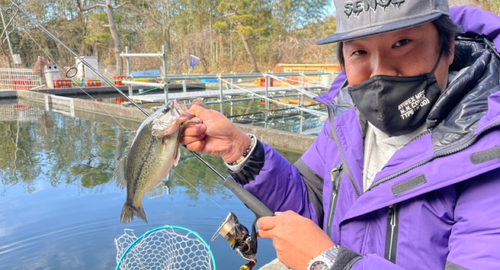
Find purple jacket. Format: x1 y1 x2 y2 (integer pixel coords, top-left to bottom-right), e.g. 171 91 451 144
232 6 500 270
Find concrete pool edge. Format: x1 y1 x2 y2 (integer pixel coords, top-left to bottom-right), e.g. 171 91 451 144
13 90 317 152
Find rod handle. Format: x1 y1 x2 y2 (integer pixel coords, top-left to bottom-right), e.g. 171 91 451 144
223 177 274 218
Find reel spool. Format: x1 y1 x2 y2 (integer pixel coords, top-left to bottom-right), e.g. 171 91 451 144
212 212 259 269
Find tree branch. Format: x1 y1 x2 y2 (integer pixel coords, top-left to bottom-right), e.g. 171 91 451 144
78 4 106 12
114 1 131 9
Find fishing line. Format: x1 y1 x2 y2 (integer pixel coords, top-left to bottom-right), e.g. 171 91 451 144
8 1 230 183
11 18 129 131
265 73 330 97
8 1 149 116
170 169 227 213
265 74 319 99
0 8 18 41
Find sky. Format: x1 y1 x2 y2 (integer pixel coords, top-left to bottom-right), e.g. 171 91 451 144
326 1 337 16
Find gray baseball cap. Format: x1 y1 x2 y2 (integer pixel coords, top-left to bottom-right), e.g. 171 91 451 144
317 0 450 45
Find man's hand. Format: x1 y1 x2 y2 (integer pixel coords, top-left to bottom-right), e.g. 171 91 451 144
257 211 335 270
180 104 252 163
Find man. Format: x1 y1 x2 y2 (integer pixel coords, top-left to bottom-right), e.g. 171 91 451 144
181 2 500 269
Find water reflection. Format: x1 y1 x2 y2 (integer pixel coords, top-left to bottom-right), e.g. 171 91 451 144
198 96 325 135
0 100 45 122
0 107 232 197
80 94 326 135
0 100 303 269
0 107 116 195
0 100 302 196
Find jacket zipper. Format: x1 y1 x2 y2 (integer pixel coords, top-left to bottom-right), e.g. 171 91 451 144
368 122 500 191
384 204 399 263
325 103 361 198
326 163 344 237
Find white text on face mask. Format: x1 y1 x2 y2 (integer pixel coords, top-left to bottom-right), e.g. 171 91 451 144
398 90 430 120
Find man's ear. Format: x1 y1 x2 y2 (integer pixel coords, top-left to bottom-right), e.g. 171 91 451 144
446 38 455 65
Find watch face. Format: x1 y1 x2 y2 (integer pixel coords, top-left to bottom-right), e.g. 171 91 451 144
309 261 329 270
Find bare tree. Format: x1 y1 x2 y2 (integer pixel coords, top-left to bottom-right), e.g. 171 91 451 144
77 0 130 75
216 1 263 73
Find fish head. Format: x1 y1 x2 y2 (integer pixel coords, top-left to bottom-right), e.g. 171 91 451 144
151 100 195 137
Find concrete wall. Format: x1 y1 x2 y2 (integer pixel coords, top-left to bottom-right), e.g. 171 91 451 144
236 124 316 153
14 90 317 153
17 90 149 121
0 91 17 98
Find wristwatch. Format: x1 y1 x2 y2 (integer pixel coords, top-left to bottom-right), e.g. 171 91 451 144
307 245 340 270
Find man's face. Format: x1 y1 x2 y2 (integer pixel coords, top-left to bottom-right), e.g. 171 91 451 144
342 22 454 90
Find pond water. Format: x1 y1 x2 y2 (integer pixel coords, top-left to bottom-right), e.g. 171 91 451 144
74 92 326 136
0 100 303 270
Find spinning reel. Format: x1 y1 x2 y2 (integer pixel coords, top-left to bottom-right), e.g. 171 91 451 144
212 177 274 270
212 212 258 261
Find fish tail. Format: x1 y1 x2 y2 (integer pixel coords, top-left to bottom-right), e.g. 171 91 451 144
120 202 148 224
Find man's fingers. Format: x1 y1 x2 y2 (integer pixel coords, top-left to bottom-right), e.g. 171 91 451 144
257 229 271 239
256 215 280 231
184 140 206 153
179 133 206 145
182 123 206 137
257 213 287 239
188 104 206 116
180 120 206 149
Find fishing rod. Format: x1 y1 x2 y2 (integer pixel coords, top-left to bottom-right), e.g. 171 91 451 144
8 1 219 181
7 2 150 116
9 2 272 266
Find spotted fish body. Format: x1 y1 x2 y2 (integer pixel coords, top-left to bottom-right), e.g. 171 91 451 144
114 100 197 224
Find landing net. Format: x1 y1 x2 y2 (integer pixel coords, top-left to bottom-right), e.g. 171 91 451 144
115 226 216 270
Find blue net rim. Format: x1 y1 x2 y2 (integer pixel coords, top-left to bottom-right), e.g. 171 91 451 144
116 225 217 270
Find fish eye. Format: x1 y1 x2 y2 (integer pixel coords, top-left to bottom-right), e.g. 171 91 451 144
163 101 175 113
162 102 173 113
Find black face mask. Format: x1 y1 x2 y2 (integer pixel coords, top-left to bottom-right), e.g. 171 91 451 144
347 54 443 137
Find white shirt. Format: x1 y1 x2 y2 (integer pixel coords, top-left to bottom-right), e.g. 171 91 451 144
362 68 468 192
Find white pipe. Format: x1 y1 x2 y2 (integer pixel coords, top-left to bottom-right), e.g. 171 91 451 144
120 53 164 58
123 80 164 88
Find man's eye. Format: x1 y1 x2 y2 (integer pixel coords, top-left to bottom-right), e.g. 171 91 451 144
351 50 367 56
394 39 410 47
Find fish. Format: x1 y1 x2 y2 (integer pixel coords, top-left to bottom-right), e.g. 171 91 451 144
114 100 198 224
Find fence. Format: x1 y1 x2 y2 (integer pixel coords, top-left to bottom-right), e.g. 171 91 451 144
0 68 42 91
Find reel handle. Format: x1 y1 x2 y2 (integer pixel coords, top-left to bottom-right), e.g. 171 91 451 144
223 177 274 218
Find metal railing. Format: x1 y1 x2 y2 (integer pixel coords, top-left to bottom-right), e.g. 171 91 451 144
120 45 337 116
121 46 169 104
0 68 42 91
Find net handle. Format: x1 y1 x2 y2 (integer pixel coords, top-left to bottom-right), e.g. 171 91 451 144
116 225 217 270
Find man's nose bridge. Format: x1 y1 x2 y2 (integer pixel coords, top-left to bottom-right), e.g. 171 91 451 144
371 53 397 77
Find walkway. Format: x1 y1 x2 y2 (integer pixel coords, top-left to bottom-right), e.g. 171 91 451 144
130 86 327 102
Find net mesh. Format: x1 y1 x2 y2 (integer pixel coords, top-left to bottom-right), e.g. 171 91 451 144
115 227 215 270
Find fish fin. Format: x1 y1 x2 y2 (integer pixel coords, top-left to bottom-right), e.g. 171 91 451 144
125 131 136 153
165 171 172 181
146 182 164 199
113 157 127 189
173 146 181 166
120 202 148 224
